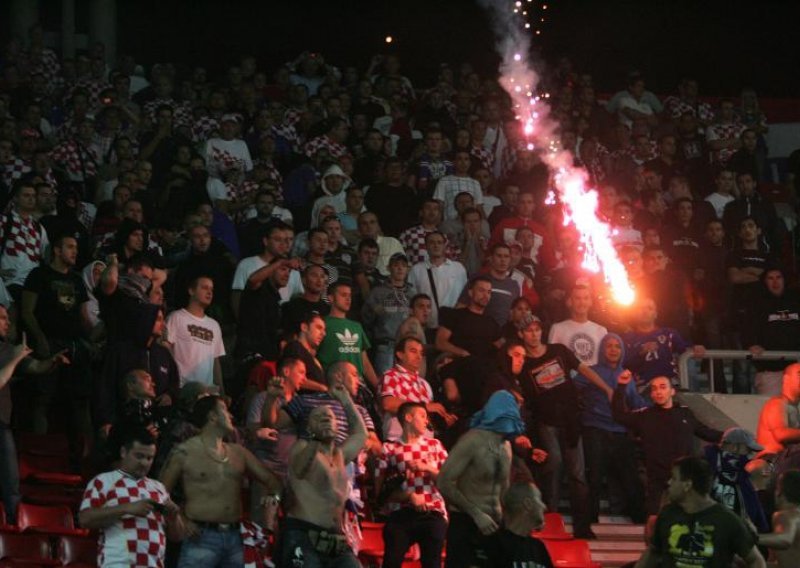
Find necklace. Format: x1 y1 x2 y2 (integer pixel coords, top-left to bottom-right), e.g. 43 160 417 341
203 442 229 464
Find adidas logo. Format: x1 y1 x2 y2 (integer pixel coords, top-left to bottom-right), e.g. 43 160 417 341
335 329 361 353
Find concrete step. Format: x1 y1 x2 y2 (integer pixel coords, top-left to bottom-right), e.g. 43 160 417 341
588 540 646 552
565 523 645 540
590 550 642 566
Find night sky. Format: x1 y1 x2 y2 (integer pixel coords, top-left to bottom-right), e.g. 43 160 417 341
34 0 800 97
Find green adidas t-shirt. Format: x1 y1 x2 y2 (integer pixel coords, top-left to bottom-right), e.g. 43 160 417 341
317 316 371 375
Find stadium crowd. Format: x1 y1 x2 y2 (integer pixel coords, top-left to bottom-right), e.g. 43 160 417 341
2 20 800 568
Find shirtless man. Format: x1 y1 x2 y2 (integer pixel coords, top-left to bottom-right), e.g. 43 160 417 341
160 395 281 567
757 363 800 473
438 390 524 568
756 471 800 567
279 382 366 567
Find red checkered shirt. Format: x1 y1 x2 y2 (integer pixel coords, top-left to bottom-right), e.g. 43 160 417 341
191 116 220 144
26 48 61 89
399 224 459 266
143 98 193 129
376 437 448 518
303 135 350 160
2 156 32 188
68 78 111 107
706 121 746 164
80 470 169 568
470 145 494 171
0 209 46 263
51 139 99 181
664 96 714 124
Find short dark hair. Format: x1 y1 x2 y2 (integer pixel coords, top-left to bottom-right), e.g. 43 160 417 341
188 275 213 290
127 253 155 272
115 420 157 452
410 293 432 308
263 220 292 240
308 227 328 241
780 471 800 505
12 179 35 198
357 238 379 252
394 336 422 357
460 206 482 222
277 356 303 377
424 230 446 245
468 275 493 289
190 394 223 429
327 280 351 296
673 456 713 495
397 401 426 424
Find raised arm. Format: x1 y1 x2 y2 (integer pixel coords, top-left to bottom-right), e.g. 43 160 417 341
330 383 367 463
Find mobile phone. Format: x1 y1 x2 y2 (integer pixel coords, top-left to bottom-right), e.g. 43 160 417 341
150 500 166 513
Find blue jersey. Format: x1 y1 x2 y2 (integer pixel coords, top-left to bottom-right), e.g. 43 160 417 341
622 327 690 388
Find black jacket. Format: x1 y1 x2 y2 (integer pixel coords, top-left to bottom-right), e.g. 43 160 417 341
743 288 800 371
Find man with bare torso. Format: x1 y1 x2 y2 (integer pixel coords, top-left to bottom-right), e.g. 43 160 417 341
438 390 524 568
160 395 281 567
279 382 367 567
755 471 800 567
757 363 800 473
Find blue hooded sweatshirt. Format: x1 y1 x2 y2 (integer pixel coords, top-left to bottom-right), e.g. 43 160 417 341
575 333 647 433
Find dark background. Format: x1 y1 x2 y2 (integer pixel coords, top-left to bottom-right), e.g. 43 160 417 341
18 0 800 96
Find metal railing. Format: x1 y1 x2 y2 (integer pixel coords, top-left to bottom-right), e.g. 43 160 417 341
678 350 800 391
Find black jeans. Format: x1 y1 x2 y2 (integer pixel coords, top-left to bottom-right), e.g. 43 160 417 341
383 508 447 568
445 512 492 568
582 426 645 523
0 421 19 524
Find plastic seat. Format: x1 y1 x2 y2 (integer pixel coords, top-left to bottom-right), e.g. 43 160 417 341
0 532 59 566
57 534 97 566
542 539 601 568
18 454 82 486
16 504 87 537
532 512 573 541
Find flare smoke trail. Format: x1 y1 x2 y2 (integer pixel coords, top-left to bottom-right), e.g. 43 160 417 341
479 0 635 305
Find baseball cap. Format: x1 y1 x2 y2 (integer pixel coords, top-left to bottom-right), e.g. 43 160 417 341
221 113 240 124
721 427 763 452
516 313 542 331
389 252 409 265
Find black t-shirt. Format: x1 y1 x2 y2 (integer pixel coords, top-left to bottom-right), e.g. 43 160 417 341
485 530 553 568
281 297 330 336
521 344 581 429
282 340 326 387
23 264 88 340
725 248 772 318
439 307 501 360
651 502 755 567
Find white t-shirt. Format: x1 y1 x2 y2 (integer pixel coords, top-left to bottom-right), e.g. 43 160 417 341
705 192 735 219
204 137 253 178
433 175 484 221
166 309 225 387
232 255 303 303
548 319 608 366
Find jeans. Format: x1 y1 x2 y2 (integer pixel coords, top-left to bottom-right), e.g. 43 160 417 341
0 421 19 524
278 518 360 568
373 343 395 377
177 526 243 568
535 423 592 536
582 426 645 523
383 509 447 568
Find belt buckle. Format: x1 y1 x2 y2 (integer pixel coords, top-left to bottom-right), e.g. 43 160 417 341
219 523 232 531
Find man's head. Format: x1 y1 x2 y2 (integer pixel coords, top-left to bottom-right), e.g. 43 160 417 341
634 297 658 328
517 313 543 349
262 221 293 256
302 264 328 296
277 356 307 393
613 200 634 228
667 456 713 504
516 192 535 218
467 276 493 310
567 285 592 319
299 312 326 348
35 183 56 214
642 246 669 274
488 244 511 277
117 423 157 479
345 186 365 214
705 220 725 246
398 401 428 436
501 185 520 208
12 181 37 214
357 211 380 239
501 482 546 532
267 255 291 289
736 171 757 197
52 234 79 268
123 369 156 401
190 395 234 435
453 150 472 176
410 294 432 326
603 335 623 366
188 224 212 254
327 281 352 314
714 167 735 195
782 363 800 403
453 192 475 215
308 228 329 257
327 361 360 396
649 377 675 408
308 405 338 442
462 207 482 237
254 191 275 218
620 246 644 280
321 216 343 247
740 129 758 152
357 238 379 269
738 217 761 247
777 471 800 507
394 336 424 373
188 275 214 309
419 199 442 226
764 268 785 297
425 231 447 260
388 253 409 284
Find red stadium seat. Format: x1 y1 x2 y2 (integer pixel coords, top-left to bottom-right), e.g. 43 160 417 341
0 532 59 566
57 534 98 566
532 512 573 540
16 504 87 537
17 454 82 486
542 539 601 568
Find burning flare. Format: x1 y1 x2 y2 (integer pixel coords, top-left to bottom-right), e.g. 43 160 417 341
480 0 635 305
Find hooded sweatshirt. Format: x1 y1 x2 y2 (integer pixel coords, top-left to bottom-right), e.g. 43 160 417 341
81 260 106 328
310 164 351 223
470 390 526 438
575 333 647 433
